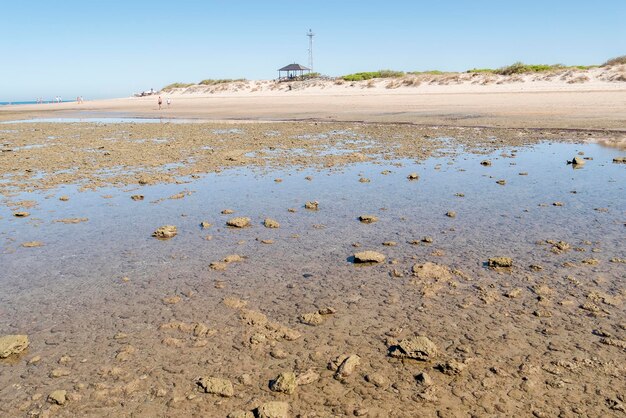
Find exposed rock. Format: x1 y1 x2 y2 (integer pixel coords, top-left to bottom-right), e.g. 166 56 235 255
227 217 250 228
59 195 70 201
49 368 71 378
407 173 419 180
196 377 234 397
359 214 379 224
228 410 255 418
422 236 434 243
210 261 228 271
353 251 386 263
600 338 626 350
488 257 513 268
505 288 523 298
162 295 181 305
13 211 30 217
269 372 297 394
334 354 361 380
152 225 177 239
382 241 397 246
552 202 564 207
445 211 456 218
436 359 467 375
365 373 389 388
613 156 626 164
47 390 67 405
200 221 211 229
296 369 320 385
318 307 336 315
412 262 452 281
256 401 290 418
264 218 280 228
54 217 89 224
480 160 492 166
0 334 29 358
130 195 144 201
270 349 288 359
496 179 506 185
221 209 235 214
570 156 585 165
304 201 319 210
389 336 439 360
359 177 370 183
415 372 433 386
21 241 44 248
299 312 325 326
224 254 244 263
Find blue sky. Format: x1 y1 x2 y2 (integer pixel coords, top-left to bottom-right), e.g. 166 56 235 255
1 0 624 101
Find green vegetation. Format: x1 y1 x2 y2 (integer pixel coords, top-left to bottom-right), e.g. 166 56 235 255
161 82 194 91
301 72 321 79
199 78 246 85
408 70 447 75
466 62 598 75
602 55 626 67
342 70 405 81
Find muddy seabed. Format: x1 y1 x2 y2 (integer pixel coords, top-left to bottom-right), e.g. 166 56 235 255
0 122 625 418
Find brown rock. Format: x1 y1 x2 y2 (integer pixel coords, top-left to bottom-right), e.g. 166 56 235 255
130 195 144 201
480 160 492 166
571 156 585 165
412 262 452 280
0 334 29 358
13 211 30 217
264 218 280 228
359 177 370 183
334 354 361 380
353 251 386 263
221 209 235 214
47 390 67 405
359 215 378 224
196 377 234 397
256 402 290 418
407 172 419 180
304 201 319 210
299 312 325 326
389 336 439 360
445 211 456 218
21 241 44 248
488 257 513 268
227 217 250 228
152 225 177 239
496 179 506 185
269 372 297 394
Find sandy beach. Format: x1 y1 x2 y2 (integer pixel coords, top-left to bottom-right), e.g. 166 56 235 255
1 69 625 418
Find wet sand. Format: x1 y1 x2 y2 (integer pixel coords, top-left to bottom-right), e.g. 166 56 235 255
0 94 625 418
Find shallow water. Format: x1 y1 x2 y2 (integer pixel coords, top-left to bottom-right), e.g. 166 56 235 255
0 141 624 417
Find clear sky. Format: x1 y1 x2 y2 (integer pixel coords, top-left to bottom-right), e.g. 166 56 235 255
1 0 624 101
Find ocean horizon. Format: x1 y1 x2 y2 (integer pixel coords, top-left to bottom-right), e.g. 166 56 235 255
0 100 74 106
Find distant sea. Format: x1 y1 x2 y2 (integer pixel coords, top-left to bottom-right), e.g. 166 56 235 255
0 100 73 106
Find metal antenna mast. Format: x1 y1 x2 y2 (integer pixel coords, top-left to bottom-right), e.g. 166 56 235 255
307 29 315 71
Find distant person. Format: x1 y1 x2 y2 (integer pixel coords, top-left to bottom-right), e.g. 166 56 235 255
158 96 162 110
166 98 171 108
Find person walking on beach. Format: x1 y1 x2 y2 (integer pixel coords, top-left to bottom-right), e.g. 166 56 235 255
166 98 171 108
158 96 162 110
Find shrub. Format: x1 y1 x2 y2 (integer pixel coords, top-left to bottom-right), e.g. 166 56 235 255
161 82 194 91
602 55 626 67
342 70 405 81
198 78 246 85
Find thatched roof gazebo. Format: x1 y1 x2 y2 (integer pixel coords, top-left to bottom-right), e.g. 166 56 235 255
278 63 311 81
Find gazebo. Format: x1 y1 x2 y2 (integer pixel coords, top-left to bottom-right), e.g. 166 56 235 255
277 63 311 81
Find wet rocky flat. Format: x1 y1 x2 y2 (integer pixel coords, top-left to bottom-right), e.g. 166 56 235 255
0 122 625 417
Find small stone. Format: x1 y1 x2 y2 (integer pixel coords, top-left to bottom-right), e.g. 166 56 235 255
407 173 419 180
13 211 30 217
334 354 361 380
422 236 433 243
227 217 250 228
59 195 70 201
613 156 626 164
270 349 288 359
256 401 290 418
519 172 528 176
200 221 211 229
47 390 67 405
221 209 235 214
162 295 181 305
296 369 320 385
505 288 522 298
228 411 255 418
382 241 397 246
571 156 585 165
264 218 280 228
0 334 29 358
152 225 177 239
445 211 456 218
318 307 336 315
365 373 389 388
415 372 433 386
49 368 71 378
210 261 227 271
299 312 325 326
28 355 41 365
353 251 385 263
496 179 506 185
304 201 319 210
552 202 564 207
359 215 378 224
436 359 467 375
130 195 144 201
196 377 234 397
480 160 492 166
389 336 438 360
455 193 465 197
21 241 44 248
488 257 513 268
269 372 297 394
274 178 283 183
224 254 244 263
359 177 370 183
